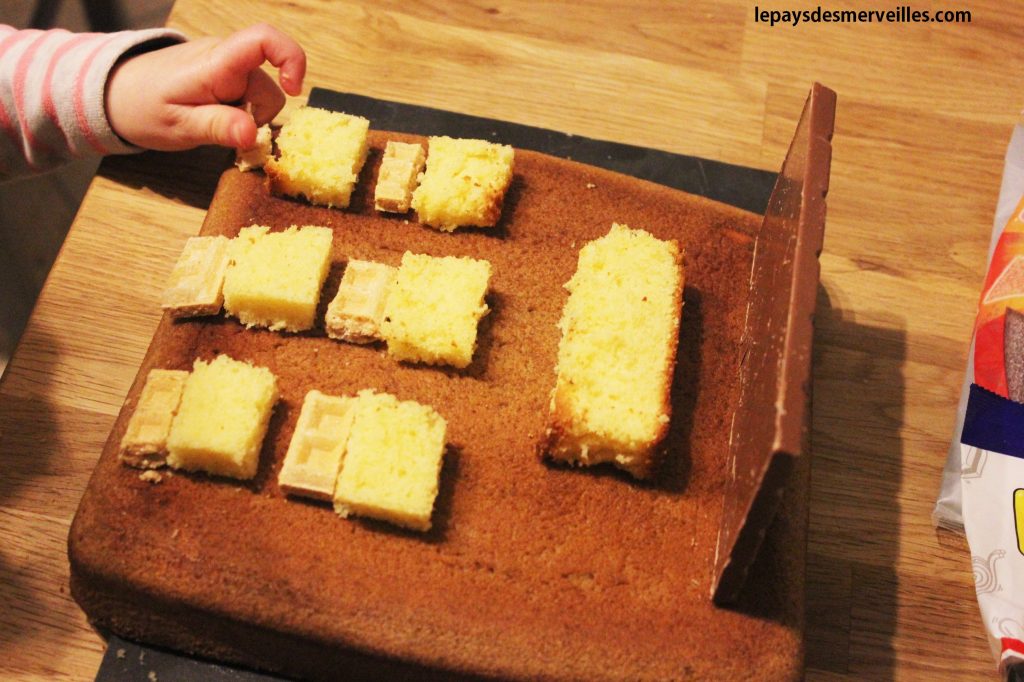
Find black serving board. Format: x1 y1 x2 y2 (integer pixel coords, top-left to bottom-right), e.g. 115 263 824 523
95 89 777 682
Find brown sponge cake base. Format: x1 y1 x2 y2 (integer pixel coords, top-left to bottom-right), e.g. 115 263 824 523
69 131 805 681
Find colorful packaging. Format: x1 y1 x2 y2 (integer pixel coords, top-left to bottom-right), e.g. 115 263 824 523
934 123 1024 533
940 121 1024 674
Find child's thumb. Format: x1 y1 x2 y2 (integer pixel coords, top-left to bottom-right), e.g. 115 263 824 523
184 105 258 149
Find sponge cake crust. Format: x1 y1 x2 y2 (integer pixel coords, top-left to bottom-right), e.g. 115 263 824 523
69 131 804 682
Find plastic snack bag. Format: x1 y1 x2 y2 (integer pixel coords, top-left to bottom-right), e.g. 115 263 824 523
934 122 1024 533
938 120 1024 674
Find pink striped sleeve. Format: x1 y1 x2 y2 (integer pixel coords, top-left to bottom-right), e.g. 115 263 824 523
0 24 185 180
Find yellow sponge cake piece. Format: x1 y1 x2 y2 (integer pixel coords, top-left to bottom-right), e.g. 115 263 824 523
333 390 447 532
542 223 684 479
381 252 491 368
265 106 370 208
166 355 279 480
223 225 333 332
411 136 514 231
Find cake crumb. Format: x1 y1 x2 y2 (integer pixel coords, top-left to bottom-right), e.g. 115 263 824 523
148 671 158 682
138 470 163 484
116 648 126 659
585 182 596 189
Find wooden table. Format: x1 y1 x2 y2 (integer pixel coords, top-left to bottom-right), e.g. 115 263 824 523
0 1 1010 678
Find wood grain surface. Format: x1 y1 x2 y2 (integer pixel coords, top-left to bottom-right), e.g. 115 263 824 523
0 1 1009 679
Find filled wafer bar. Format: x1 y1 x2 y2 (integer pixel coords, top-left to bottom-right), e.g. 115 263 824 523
161 236 232 318
279 390 357 501
236 124 273 172
119 369 190 469
325 260 396 344
374 141 426 213
1005 308 1024 403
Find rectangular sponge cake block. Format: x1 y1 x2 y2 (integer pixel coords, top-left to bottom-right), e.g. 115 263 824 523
543 223 684 479
265 106 370 208
333 390 447 532
411 136 514 231
166 355 279 480
223 225 333 332
380 252 492 368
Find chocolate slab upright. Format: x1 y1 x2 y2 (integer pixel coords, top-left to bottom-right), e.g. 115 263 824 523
70 86 835 681
712 83 836 604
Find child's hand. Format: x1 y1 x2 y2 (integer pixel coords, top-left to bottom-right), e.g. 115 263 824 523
105 23 306 151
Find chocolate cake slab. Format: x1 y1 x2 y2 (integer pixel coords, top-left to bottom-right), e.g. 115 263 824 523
71 107 809 680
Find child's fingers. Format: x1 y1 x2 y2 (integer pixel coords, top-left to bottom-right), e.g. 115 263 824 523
184 104 258 149
244 69 286 126
211 24 306 99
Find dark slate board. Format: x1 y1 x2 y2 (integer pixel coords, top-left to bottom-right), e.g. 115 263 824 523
97 636 288 681
95 90 777 682
307 89 776 215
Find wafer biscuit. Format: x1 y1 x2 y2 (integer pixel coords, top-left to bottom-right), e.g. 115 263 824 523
374 141 426 213
119 369 189 469
279 390 357 501
236 124 273 172
325 260 396 344
161 236 232 318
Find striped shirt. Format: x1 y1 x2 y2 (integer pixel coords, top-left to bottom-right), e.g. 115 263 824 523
0 25 185 179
